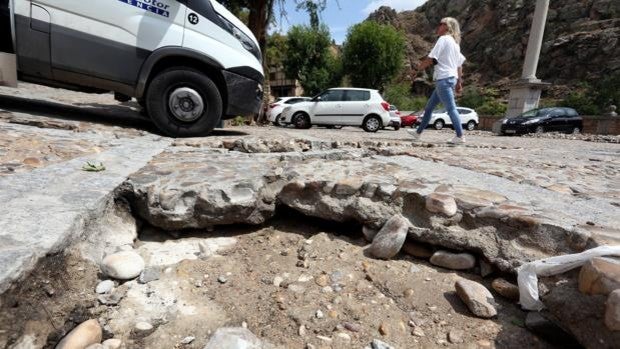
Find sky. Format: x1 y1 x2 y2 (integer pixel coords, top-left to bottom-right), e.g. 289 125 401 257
271 0 428 44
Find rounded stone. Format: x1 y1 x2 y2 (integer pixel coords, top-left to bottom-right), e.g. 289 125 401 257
430 250 476 270
426 193 457 216
368 215 409 260
55 319 102 349
95 280 114 294
102 338 122 349
455 279 497 318
578 257 620 295
135 321 153 332
101 251 145 280
491 278 519 301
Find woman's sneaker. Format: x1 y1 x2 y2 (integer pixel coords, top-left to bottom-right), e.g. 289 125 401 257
448 136 465 145
407 129 422 141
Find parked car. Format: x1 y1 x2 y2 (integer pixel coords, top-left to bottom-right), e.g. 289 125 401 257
387 105 402 130
400 111 421 127
500 107 583 135
266 96 311 126
425 107 479 131
280 88 391 132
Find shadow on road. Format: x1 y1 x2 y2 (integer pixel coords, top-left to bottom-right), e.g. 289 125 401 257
0 94 250 137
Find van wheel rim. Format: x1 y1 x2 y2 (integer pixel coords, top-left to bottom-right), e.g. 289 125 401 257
367 118 380 131
169 87 204 122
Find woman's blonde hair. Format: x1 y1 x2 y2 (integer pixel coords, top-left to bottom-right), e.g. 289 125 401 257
440 17 461 44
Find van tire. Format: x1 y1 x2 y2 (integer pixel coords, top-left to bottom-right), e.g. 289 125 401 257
146 68 222 137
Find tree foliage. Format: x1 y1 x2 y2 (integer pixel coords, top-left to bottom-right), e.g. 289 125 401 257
342 21 405 91
284 25 341 96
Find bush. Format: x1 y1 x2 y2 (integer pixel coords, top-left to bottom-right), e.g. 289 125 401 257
458 87 486 109
383 82 427 111
230 116 246 126
477 100 507 116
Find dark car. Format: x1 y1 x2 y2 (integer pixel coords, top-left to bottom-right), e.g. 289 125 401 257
500 107 583 135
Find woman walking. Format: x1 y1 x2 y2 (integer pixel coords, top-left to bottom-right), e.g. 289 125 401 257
408 17 466 144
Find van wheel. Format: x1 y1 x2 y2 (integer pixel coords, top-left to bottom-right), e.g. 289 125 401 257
434 119 445 130
146 68 222 137
466 120 476 131
363 115 382 132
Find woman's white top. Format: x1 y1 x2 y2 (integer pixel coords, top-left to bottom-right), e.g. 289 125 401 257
428 35 466 81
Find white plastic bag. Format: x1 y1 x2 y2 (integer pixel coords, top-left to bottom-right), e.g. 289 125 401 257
517 245 620 311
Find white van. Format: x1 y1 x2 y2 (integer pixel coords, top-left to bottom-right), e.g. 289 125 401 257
0 0 263 137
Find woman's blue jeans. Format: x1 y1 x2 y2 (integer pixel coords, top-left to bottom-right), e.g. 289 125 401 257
416 77 463 137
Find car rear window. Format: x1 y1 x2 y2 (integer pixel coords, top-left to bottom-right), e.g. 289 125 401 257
565 108 579 116
345 90 370 101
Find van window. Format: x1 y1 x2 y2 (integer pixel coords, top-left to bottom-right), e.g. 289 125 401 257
345 90 370 101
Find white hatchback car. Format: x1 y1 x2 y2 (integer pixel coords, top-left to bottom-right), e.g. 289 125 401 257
266 97 311 126
428 107 479 131
280 88 391 132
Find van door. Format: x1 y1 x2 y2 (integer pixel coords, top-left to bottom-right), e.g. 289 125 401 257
32 0 185 86
12 0 52 78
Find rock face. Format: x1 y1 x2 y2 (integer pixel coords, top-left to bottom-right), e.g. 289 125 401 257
55 319 102 349
100 251 145 280
368 215 409 259
579 257 620 295
368 0 620 93
455 279 497 318
203 327 267 349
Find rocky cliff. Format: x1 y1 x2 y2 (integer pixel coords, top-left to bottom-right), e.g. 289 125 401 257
368 0 619 93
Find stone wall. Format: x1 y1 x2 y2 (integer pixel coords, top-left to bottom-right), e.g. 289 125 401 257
478 116 620 135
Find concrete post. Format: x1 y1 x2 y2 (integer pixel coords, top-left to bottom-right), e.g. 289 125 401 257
521 0 550 82
505 0 551 118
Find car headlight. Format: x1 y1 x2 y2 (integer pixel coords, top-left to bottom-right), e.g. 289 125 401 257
501 119 508 124
523 118 541 125
217 15 262 63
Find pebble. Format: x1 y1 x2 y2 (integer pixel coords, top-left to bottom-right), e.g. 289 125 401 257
368 214 409 259
448 329 464 343
100 251 145 280
412 327 425 337
315 310 324 319
455 279 497 318
55 319 102 349
426 193 458 216
102 338 122 349
134 321 153 333
371 338 395 349
273 276 284 287
138 267 161 284
335 332 351 342
491 278 520 300
379 322 390 336
204 327 265 349
180 336 195 344
315 274 329 287
95 280 114 294
403 288 414 298
430 250 476 270
218 276 228 284
317 335 332 343
343 322 362 332
299 325 307 336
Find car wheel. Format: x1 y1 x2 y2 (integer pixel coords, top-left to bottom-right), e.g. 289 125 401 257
394 125 400 131
333 125 343 129
570 127 581 134
466 120 476 131
146 67 222 137
434 119 445 130
535 125 545 134
362 115 382 132
273 114 283 127
293 112 311 129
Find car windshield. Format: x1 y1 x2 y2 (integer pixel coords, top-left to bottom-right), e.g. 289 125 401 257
521 108 554 118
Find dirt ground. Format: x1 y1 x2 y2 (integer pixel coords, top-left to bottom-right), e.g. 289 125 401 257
1 208 556 349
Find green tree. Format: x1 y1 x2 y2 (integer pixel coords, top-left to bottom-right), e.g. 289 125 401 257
342 21 405 91
284 25 341 95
